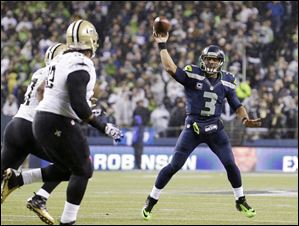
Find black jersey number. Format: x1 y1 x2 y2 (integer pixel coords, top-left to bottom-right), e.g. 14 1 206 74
46 66 56 88
24 78 38 105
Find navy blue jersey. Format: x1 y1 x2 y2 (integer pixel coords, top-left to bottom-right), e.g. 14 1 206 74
173 64 242 127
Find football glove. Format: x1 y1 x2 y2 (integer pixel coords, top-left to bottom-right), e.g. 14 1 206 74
90 97 98 108
92 108 106 117
243 118 262 127
105 123 123 142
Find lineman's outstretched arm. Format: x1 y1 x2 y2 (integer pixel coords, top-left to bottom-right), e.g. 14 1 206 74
67 70 122 141
67 70 106 132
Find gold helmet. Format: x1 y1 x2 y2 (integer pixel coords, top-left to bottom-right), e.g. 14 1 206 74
66 19 99 57
44 43 67 66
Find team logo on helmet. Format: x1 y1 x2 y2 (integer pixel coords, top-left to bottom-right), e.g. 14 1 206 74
66 20 99 58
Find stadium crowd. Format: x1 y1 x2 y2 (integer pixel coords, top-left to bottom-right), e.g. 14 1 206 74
1 1 298 139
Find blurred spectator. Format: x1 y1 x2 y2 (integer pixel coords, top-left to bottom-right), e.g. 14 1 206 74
133 99 150 127
236 80 252 102
150 99 170 138
132 99 150 169
2 94 18 116
1 10 17 31
266 1 285 34
132 114 144 169
1 1 298 139
167 97 186 137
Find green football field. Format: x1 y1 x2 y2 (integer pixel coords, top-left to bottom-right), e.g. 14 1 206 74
1 171 298 225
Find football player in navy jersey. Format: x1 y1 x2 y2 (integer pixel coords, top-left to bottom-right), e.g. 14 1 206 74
142 32 262 220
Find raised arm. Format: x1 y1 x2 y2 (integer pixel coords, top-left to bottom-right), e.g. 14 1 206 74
153 32 177 76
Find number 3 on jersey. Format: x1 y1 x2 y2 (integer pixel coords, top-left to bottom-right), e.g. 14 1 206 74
46 66 56 88
200 91 218 116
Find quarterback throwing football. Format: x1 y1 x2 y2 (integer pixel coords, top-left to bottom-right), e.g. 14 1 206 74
142 31 261 220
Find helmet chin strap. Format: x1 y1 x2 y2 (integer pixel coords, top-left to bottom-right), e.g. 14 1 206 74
206 67 218 74
204 60 223 75
205 71 218 77
90 37 96 58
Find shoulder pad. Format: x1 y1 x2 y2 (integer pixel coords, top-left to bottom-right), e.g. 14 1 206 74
222 70 235 77
183 65 193 72
65 52 94 71
221 71 238 89
183 64 199 72
31 67 48 80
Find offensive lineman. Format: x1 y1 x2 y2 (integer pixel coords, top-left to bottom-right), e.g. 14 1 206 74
1 43 67 225
1 19 123 225
141 32 262 220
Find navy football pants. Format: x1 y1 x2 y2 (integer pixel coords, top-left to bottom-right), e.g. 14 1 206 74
155 126 241 189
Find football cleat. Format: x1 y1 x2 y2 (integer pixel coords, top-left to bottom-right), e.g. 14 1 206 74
236 196 256 218
141 195 158 220
27 193 55 225
1 168 19 204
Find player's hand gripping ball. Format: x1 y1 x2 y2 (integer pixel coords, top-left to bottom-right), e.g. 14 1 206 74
153 16 171 36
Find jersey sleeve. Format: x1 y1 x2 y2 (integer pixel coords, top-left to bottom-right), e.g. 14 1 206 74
31 67 48 82
67 70 92 121
224 76 242 111
173 65 197 86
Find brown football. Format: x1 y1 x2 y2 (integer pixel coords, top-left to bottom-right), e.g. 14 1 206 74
153 16 171 35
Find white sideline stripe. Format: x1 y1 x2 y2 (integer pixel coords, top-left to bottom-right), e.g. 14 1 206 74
2 214 297 224
91 190 297 197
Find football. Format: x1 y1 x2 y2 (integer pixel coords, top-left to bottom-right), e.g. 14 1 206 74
153 16 171 35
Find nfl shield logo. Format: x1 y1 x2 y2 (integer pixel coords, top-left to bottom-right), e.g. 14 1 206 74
196 82 203 90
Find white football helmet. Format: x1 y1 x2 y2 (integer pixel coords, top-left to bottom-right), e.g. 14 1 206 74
44 43 68 66
66 19 99 57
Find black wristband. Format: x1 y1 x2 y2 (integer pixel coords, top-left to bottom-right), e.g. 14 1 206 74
158 42 167 50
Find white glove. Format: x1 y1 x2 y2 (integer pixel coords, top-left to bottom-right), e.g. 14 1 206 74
105 123 123 142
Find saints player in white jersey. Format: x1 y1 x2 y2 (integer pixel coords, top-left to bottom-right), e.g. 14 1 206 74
2 19 123 225
1 43 67 225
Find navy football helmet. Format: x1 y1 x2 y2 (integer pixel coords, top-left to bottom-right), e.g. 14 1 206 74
199 45 225 74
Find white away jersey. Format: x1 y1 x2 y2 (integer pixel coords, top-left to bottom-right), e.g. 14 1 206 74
14 67 48 122
36 52 96 120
